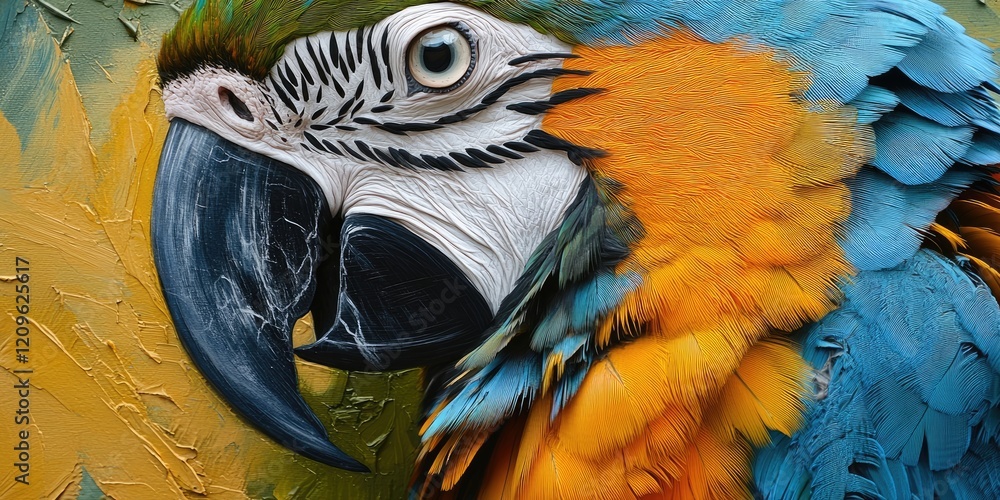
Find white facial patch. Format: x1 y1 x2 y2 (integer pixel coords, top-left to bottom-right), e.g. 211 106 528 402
161 3 588 311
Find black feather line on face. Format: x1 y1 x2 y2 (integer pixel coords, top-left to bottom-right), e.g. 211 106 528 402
269 37 604 171
507 52 580 65
344 30 357 73
331 77 346 98
355 27 365 66
486 144 523 159
450 151 489 169
368 28 382 90
339 140 366 161
337 97 356 117
295 48 315 86
373 147 402 167
350 99 365 117
270 74 297 114
329 34 340 69
381 29 394 85
506 88 604 115
282 62 299 95
523 130 606 165
322 139 342 155
310 40 331 85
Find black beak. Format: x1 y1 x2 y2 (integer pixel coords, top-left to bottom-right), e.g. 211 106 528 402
151 119 492 469
151 119 365 471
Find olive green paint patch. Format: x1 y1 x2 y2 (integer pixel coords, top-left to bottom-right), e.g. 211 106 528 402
0 1 61 149
28 0 185 142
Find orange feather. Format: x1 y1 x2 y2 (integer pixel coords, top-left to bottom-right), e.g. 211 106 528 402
930 190 1000 298
428 29 875 498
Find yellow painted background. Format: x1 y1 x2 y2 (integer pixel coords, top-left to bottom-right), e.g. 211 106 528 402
1 0 999 498
0 2 420 498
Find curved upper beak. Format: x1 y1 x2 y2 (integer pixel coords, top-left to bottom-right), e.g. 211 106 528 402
151 119 366 470
151 119 492 469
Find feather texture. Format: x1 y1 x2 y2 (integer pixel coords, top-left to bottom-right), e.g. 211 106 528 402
415 2 1000 498
419 29 871 498
159 0 433 81
753 249 1000 499
158 0 1000 497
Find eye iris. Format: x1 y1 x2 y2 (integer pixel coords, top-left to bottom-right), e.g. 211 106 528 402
408 25 474 90
419 31 456 74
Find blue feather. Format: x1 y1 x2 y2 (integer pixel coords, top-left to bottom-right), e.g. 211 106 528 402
939 439 1000 497
685 0 931 104
850 85 900 125
508 0 997 106
753 434 811 499
753 250 1000 498
424 352 542 436
871 111 974 185
551 353 589 418
840 169 978 271
531 271 639 350
963 132 1000 165
426 271 641 435
826 4 999 272
896 85 1000 133
896 16 998 93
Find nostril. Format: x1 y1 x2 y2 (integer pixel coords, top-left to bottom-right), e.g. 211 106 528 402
220 87 254 122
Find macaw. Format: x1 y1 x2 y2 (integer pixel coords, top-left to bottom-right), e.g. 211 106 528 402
151 0 1000 498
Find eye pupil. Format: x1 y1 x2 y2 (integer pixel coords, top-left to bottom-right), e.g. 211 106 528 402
421 42 454 74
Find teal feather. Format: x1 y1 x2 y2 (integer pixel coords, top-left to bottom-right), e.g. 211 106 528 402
871 110 974 185
753 250 1000 499
423 176 637 439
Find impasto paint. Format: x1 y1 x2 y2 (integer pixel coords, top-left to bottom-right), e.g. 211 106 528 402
0 1 420 498
2 0 1000 498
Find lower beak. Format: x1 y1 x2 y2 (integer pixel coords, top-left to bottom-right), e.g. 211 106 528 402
151 119 492 469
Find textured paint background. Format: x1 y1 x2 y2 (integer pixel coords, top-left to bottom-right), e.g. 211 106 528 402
0 3 422 498
0 0 999 498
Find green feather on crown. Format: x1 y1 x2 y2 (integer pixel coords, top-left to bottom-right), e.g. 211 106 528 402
157 0 596 83
158 0 434 82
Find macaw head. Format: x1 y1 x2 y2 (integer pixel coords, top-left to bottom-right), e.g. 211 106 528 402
154 0 600 470
155 0 984 490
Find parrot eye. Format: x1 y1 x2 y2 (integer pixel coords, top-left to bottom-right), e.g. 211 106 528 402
406 24 475 92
